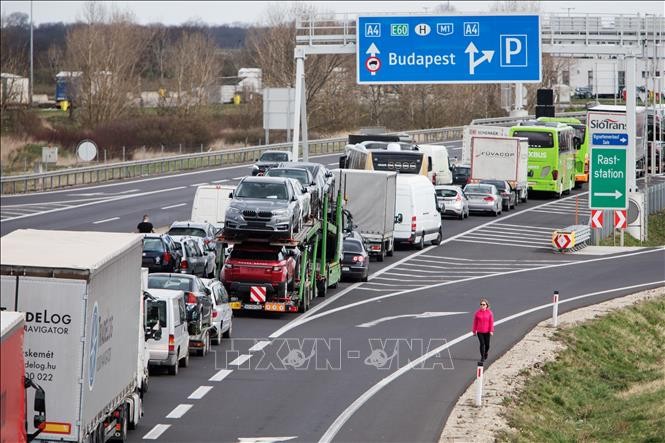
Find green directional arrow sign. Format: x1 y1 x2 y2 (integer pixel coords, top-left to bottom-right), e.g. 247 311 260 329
589 147 627 210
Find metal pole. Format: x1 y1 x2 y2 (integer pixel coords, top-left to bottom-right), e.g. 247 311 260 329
29 0 34 106
474 362 484 407
301 71 309 162
292 48 306 161
626 57 637 193
552 290 559 328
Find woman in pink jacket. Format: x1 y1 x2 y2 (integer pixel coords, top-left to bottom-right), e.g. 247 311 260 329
472 298 494 362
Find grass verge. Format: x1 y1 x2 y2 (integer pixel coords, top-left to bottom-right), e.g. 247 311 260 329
600 210 665 247
498 296 665 442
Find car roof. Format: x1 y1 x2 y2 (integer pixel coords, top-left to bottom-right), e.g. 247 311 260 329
267 167 310 175
435 185 463 191
170 221 210 228
261 150 290 155
239 176 289 184
150 272 197 280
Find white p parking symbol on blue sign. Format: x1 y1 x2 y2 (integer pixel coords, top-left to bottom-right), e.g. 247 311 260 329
500 35 527 67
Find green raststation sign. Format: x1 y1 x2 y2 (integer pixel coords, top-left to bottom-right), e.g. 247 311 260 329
589 148 627 209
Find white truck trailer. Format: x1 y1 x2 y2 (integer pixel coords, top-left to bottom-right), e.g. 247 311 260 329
0 229 146 442
333 169 397 261
466 135 530 202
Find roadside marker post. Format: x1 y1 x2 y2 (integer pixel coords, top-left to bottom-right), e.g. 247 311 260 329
552 290 559 328
475 362 484 407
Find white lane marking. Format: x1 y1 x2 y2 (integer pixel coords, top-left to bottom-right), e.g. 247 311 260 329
209 369 233 382
531 209 581 215
143 424 171 440
238 437 297 443
364 281 431 287
229 354 252 366
399 262 528 270
93 216 119 224
411 257 571 264
1 186 187 222
490 223 558 231
380 272 427 278
161 203 186 210
327 162 338 166
166 404 192 419
232 176 245 180
318 280 665 443
212 179 229 183
357 287 393 292
460 234 550 246
190 182 208 187
188 386 213 400
269 191 590 339
248 341 272 352
371 276 446 282
393 267 492 275
452 239 553 250
357 311 467 328
420 255 472 261
290 248 665 331
483 226 555 237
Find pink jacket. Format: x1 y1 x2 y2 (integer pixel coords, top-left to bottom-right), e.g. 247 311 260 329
472 309 494 333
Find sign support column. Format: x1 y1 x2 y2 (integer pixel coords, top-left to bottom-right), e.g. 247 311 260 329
626 56 637 193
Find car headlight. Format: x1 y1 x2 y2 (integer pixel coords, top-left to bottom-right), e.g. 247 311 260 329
227 206 241 214
252 164 259 170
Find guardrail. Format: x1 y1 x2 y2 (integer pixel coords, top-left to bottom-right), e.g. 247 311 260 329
552 224 591 253
1 126 464 195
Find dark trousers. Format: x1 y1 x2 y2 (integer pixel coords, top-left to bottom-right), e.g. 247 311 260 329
477 333 491 360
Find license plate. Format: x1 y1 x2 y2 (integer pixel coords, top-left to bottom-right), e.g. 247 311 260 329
229 301 242 310
243 303 262 311
264 302 286 312
342 266 350 271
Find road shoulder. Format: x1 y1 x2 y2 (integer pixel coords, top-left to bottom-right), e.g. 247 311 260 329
439 285 665 443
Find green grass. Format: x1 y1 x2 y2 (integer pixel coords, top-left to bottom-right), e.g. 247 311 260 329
600 211 665 247
498 296 665 442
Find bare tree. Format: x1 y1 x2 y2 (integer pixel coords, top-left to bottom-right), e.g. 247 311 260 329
166 31 221 116
245 3 344 107
65 2 151 127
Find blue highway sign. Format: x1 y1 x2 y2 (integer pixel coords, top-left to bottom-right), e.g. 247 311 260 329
591 133 628 146
357 15 541 84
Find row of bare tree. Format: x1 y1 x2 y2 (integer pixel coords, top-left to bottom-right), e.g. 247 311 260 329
3 0 564 137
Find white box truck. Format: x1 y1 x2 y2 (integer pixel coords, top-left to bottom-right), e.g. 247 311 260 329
462 125 511 164
467 135 530 202
191 184 237 231
0 229 147 442
333 169 396 261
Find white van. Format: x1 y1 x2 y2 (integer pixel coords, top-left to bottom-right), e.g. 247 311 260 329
417 144 453 185
191 185 237 230
145 289 190 375
394 174 442 249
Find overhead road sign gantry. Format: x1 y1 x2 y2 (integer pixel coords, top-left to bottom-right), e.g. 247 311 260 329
357 15 541 84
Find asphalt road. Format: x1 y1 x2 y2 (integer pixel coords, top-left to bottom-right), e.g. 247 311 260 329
2 144 663 443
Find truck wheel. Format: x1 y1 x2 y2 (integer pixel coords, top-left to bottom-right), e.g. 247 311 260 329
386 243 394 257
115 404 129 441
416 233 425 250
168 360 179 376
521 192 528 203
377 249 385 262
179 350 189 368
431 228 442 246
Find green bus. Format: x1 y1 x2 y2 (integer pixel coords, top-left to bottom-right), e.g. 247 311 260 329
509 123 577 198
537 116 589 186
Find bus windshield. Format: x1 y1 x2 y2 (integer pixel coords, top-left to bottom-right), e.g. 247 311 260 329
512 130 554 148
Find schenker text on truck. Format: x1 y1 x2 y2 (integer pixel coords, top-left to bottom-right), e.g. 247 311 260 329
388 52 456 69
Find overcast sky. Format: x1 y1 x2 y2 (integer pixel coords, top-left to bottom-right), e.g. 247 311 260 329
1 1 663 26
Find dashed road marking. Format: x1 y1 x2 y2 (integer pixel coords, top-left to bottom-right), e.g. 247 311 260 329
142 424 171 440
212 179 229 183
190 182 208 187
93 216 119 224
166 404 192 419
229 354 252 366
161 203 186 210
249 341 272 352
188 386 213 400
209 369 233 382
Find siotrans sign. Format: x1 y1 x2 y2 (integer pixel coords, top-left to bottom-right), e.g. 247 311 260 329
357 15 541 84
587 111 628 210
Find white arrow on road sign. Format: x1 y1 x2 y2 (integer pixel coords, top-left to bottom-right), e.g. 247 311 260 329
356 311 466 328
465 42 494 75
591 209 603 228
614 210 627 229
593 190 623 199
366 42 380 56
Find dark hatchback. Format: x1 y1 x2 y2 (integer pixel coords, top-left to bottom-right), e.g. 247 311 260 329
451 164 471 186
341 232 369 282
142 234 182 273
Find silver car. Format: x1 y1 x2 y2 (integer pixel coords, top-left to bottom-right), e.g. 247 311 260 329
463 184 502 216
435 185 469 219
200 278 233 344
